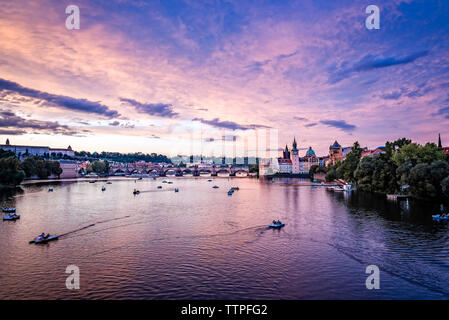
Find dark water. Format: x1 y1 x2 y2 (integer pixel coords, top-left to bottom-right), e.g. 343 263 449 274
1 177 448 300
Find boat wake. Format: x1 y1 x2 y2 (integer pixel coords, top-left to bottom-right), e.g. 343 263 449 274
58 215 131 237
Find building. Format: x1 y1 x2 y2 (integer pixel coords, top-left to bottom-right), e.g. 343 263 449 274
328 140 343 166
291 138 300 174
0 139 74 159
299 146 320 174
49 146 75 158
342 147 352 157
361 146 386 158
277 144 292 173
0 139 50 158
278 158 292 173
58 160 79 178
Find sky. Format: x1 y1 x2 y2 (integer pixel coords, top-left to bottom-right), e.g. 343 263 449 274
0 0 448 158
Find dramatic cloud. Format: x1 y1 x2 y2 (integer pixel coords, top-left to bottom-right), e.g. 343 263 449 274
192 117 270 131
120 98 178 118
0 78 119 118
320 120 356 132
0 128 26 135
0 110 78 135
328 51 429 84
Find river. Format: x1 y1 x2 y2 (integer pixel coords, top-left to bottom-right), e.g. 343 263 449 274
0 177 448 299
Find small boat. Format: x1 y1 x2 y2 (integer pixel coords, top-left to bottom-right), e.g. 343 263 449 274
48 188 53 192
231 187 239 191
138 177 143 180
227 190 233 195
207 179 212 182
102 186 106 191
269 221 285 229
432 214 449 222
162 181 168 184
3 214 20 221
174 188 179 192
157 186 162 189
106 182 112 184
2 208 16 213
212 185 219 189
133 189 140 195
167 182 173 184
29 234 59 244
89 181 96 183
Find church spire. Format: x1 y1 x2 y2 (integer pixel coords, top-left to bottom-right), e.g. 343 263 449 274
292 137 297 150
5 138 10 145
438 133 442 148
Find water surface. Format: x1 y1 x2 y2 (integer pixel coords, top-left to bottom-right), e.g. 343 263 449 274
1 177 448 299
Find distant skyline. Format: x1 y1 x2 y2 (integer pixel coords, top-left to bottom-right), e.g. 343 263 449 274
0 0 448 156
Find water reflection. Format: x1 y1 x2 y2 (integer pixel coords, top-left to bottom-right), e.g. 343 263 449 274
0 178 448 299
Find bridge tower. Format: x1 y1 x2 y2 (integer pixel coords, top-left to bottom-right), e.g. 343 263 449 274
291 137 300 174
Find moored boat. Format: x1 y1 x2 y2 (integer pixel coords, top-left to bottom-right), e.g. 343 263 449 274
3 214 20 221
432 214 449 222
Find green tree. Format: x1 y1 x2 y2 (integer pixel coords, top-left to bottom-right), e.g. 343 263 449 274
325 168 337 182
354 156 376 192
408 161 449 199
335 141 363 182
0 156 25 186
50 161 63 178
20 157 38 177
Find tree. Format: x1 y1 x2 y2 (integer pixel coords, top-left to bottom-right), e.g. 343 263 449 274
50 161 63 178
372 155 398 194
392 142 444 168
91 160 109 174
408 161 449 199
335 141 363 182
20 157 38 177
354 156 376 192
325 168 337 182
0 156 25 186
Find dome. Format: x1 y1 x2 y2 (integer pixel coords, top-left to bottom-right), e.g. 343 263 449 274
306 147 316 157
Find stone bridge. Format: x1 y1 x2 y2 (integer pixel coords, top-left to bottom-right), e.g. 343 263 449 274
109 163 249 177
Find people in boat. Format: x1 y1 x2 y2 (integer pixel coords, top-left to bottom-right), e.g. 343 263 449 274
272 220 276 224
39 232 45 239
